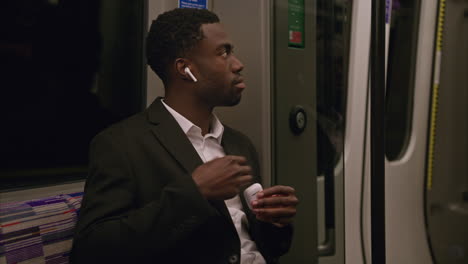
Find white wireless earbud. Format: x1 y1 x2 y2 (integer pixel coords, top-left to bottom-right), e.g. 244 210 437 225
184 67 197 82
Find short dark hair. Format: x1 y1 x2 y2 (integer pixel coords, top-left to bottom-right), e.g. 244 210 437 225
146 8 220 83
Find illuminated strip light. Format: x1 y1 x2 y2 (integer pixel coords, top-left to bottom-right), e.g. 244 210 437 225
427 0 446 191
385 0 392 81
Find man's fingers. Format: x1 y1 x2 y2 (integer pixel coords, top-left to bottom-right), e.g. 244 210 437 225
224 155 247 165
237 174 253 187
252 195 298 208
237 165 252 176
257 185 295 198
254 207 296 224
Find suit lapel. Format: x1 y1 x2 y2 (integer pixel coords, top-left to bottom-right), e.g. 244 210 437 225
147 98 203 174
222 128 251 190
147 98 232 219
221 129 242 157
222 128 259 214
216 130 245 218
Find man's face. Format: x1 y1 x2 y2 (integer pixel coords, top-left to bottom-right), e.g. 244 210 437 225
190 23 245 107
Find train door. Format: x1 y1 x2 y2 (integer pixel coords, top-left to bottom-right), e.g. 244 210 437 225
346 0 467 263
425 0 468 263
384 0 441 263
314 0 353 263
345 1 458 263
382 0 468 263
343 0 372 263
270 0 318 262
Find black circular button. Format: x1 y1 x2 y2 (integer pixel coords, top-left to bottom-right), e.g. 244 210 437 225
289 105 307 135
228 254 239 263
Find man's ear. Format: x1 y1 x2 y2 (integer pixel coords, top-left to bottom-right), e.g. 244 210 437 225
175 58 191 81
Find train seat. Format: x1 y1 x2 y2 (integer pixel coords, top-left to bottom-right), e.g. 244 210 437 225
0 192 83 264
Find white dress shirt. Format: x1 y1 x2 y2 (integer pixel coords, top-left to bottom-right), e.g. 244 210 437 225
162 100 266 264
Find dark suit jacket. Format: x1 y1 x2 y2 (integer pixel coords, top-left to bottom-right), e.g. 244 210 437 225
71 98 292 264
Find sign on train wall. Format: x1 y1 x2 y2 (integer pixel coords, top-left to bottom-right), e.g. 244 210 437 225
179 0 208 9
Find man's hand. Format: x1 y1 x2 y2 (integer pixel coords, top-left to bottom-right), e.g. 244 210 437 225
251 185 298 227
192 155 253 200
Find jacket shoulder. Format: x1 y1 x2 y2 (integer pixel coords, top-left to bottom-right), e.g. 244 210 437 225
92 110 149 142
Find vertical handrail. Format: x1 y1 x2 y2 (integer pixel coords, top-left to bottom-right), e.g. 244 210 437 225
370 0 386 263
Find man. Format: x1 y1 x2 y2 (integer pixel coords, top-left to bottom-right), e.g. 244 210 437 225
71 8 298 264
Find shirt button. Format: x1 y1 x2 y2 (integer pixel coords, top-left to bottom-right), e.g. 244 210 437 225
228 254 239 263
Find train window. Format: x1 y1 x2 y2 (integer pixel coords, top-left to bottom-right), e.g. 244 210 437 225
385 0 421 160
316 0 351 174
0 0 146 189
315 0 352 255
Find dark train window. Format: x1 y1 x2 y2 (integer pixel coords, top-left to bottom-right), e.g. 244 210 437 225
316 0 351 174
0 0 146 189
385 0 421 160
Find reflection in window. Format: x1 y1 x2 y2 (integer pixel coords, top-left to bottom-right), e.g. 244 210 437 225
315 0 352 254
385 0 421 160
316 0 351 175
0 0 145 188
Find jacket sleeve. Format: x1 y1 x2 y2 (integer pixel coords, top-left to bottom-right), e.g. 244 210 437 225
71 130 218 263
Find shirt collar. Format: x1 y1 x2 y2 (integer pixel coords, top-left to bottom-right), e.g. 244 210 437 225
161 99 224 143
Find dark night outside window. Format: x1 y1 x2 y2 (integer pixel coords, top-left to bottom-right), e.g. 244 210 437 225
0 0 146 189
